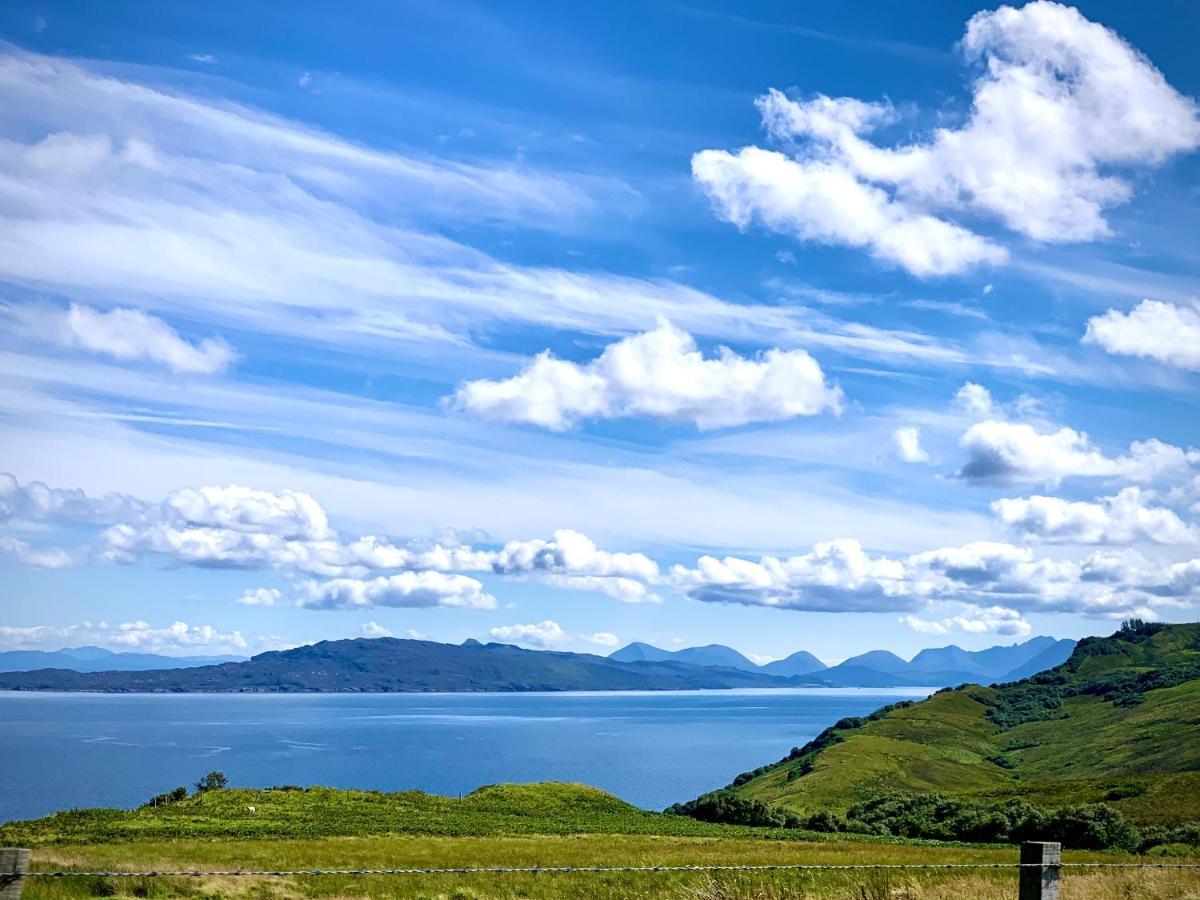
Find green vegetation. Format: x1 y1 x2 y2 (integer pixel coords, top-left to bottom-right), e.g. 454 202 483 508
682 621 1200 845
8 784 1196 900
2 782 843 846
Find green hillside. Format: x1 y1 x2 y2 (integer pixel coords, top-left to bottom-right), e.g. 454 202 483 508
714 621 1200 827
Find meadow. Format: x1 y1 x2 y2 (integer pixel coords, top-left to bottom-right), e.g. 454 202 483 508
6 783 1200 899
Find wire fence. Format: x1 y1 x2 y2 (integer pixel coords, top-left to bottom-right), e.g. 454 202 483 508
5 847 1200 900
20 861 1200 876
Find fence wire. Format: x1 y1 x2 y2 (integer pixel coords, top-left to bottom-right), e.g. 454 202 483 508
21 861 1200 878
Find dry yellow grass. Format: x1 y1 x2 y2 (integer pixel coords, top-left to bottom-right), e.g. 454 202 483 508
683 868 1200 899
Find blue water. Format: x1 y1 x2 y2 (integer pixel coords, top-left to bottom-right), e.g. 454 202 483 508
0 688 932 823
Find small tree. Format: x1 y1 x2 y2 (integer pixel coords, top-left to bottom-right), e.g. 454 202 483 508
195 770 229 793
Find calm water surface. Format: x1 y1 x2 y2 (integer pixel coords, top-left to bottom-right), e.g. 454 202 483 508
0 688 931 822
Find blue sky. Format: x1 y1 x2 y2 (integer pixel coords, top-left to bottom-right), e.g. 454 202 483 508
1 0 1199 663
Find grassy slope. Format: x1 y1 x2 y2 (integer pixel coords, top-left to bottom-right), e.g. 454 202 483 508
2 782 820 845
733 623 1200 824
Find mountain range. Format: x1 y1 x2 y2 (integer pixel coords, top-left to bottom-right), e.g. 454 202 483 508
0 634 1075 692
0 645 246 672
609 636 1075 686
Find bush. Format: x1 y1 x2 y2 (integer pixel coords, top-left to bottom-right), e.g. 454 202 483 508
195 771 229 793
795 791 1151 851
666 790 802 829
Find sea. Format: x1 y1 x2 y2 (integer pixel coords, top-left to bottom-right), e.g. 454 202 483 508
0 687 932 823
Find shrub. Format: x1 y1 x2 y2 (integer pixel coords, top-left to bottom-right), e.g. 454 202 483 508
666 790 802 829
195 771 229 793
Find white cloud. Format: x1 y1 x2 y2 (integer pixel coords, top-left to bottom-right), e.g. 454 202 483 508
582 631 620 648
0 536 72 568
993 487 1199 545
671 537 1200 620
671 538 910 612
491 528 659 581
235 587 281 607
958 420 1199 486
955 382 994 418
893 426 930 463
541 574 661 604
0 620 247 653
16 303 236 375
32 476 663 603
488 619 567 649
692 2 1200 274
452 321 842 430
1083 300 1200 372
361 620 393 638
0 472 147 524
164 484 331 539
298 572 496 610
692 145 1006 276
187 53 216 64
900 605 1031 637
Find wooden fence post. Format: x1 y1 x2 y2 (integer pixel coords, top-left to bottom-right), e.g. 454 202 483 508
0 849 30 900
1019 841 1060 900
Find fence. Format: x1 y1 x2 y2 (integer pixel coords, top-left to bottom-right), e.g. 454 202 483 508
4 842 1200 899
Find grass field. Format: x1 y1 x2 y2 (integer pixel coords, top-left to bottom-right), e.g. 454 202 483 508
6 783 1200 899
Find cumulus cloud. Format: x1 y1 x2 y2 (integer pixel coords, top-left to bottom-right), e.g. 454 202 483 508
99 485 347 572
298 572 496 610
0 536 72 568
541 574 661 604
671 537 1200 620
958 420 1199 486
692 145 1005 276
163 485 332 539
488 619 567 649
582 631 621 648
893 426 930 463
955 382 995 418
491 529 659 581
452 321 842 430
1083 299 1200 371
0 620 247 653
235 587 281 607
35 478 663 604
671 539 909 612
0 472 147 524
993 488 1199 545
692 2 1200 275
361 620 393 637
16 303 236 375
900 605 1031 637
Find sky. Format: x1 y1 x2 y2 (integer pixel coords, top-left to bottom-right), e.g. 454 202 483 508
1 0 1199 664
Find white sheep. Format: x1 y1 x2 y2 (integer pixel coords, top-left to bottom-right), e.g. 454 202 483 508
246 805 256 814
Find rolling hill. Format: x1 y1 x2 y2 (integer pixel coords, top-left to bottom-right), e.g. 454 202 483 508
705 621 1200 826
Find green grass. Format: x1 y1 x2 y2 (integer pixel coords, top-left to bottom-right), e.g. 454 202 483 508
1 782 848 846
16 827 1186 900
729 623 1200 825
